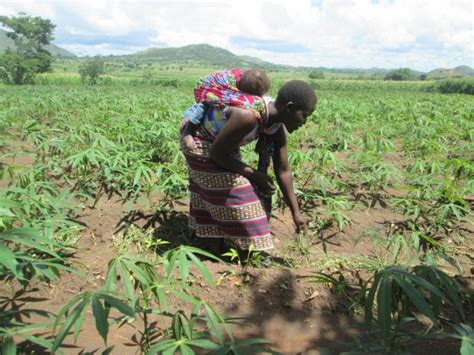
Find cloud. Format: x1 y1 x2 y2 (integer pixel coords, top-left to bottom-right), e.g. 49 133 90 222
56 31 156 47
230 37 310 53
60 43 150 56
0 0 472 70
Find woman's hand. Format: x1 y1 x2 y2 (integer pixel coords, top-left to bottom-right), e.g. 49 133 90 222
292 212 308 234
182 134 197 150
250 171 275 196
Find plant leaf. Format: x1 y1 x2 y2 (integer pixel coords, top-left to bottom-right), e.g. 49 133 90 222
460 336 474 355
92 295 109 345
52 301 87 352
119 261 136 302
0 244 21 280
22 335 53 351
186 339 220 350
188 252 215 287
365 273 382 328
1 336 16 355
377 274 392 343
202 303 224 345
123 260 151 287
146 339 175 354
100 293 135 318
392 274 435 322
179 251 190 282
179 343 194 355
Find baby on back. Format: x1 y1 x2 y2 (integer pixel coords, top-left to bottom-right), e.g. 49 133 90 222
181 68 271 149
237 69 271 97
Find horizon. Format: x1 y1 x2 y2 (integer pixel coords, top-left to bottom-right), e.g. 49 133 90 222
1 0 473 72
53 42 474 73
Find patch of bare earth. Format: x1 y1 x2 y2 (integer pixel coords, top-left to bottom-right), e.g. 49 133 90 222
1 140 471 353
2 191 469 353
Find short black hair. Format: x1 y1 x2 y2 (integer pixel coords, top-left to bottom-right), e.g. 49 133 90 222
239 69 271 96
275 80 317 111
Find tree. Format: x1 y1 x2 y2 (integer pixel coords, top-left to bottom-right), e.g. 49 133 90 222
78 58 105 84
308 70 325 79
384 68 417 81
0 13 56 84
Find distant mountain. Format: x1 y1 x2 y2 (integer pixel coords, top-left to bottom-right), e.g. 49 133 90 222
0 29 76 57
132 43 280 68
298 66 389 74
456 65 474 76
427 65 474 79
26 38 467 78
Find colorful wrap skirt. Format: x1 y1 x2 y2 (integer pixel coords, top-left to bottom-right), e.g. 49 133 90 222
180 135 273 251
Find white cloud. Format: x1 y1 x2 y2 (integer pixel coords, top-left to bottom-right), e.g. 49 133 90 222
60 43 148 56
1 0 472 70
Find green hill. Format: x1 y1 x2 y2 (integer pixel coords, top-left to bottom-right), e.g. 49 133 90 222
19 37 466 80
427 65 474 79
132 43 279 68
0 29 76 57
127 44 473 78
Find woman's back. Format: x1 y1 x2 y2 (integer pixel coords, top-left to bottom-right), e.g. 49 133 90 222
198 97 282 145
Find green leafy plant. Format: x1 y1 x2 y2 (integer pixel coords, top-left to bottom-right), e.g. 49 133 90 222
163 245 223 287
0 228 81 353
223 244 268 271
146 310 220 354
147 305 275 354
112 225 169 257
78 58 105 85
52 290 135 353
0 228 80 285
442 323 474 355
363 265 465 353
1 316 54 355
0 13 55 85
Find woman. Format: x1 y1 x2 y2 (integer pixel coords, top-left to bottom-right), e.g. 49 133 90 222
180 80 317 251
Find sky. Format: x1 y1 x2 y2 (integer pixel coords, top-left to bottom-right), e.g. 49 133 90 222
1 0 473 71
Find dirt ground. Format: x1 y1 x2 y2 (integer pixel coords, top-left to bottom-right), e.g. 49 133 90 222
1 191 472 354
1 142 473 354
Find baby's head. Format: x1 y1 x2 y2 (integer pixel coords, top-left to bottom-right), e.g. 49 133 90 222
238 69 271 97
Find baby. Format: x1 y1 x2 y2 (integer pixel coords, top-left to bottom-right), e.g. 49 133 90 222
181 69 271 149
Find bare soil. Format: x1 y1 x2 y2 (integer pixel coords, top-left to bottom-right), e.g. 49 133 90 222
2 193 472 354
1 141 472 354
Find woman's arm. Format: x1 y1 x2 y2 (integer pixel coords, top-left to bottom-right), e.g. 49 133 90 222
272 126 307 233
209 107 275 194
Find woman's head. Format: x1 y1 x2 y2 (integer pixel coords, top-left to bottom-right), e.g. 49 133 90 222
274 80 317 133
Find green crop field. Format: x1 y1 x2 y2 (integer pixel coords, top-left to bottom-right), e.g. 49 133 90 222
1 72 473 353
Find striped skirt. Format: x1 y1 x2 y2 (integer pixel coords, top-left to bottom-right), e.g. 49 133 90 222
181 136 273 251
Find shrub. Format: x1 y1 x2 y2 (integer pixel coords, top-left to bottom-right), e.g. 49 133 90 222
430 78 474 95
309 70 325 79
78 58 105 85
151 78 179 88
384 68 418 81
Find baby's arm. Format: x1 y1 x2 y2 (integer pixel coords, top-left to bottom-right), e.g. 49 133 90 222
182 103 206 150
